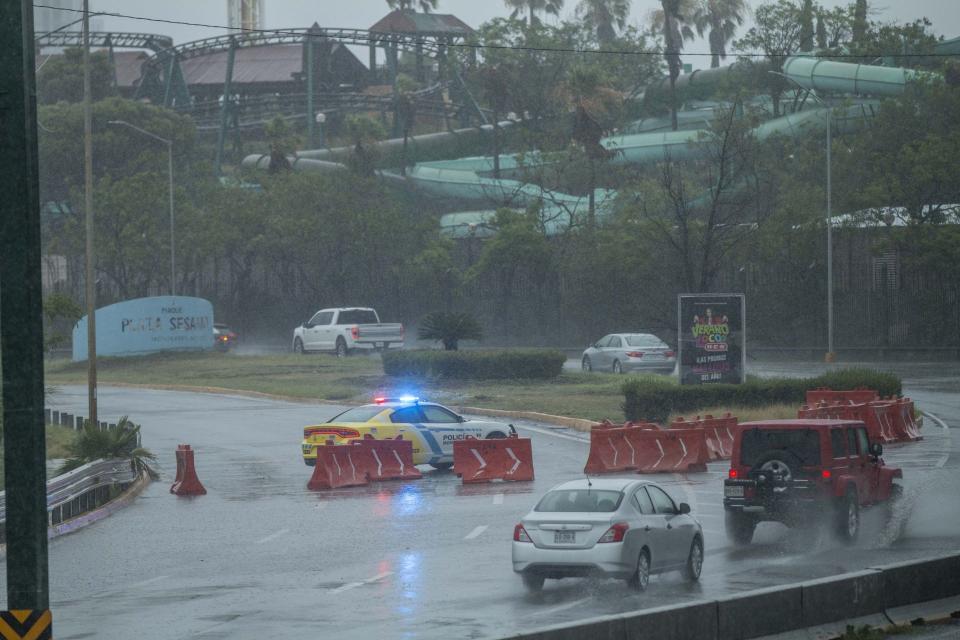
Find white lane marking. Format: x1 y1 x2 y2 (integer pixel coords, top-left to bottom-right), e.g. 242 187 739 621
465 525 488 540
506 448 521 474
314 502 328 510
921 411 950 469
529 597 592 618
493 493 504 505
513 423 589 444
330 571 393 593
129 575 168 589
471 448 487 477
255 528 290 545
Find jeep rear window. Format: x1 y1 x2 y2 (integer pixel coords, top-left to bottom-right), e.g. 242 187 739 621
740 429 821 466
535 490 623 513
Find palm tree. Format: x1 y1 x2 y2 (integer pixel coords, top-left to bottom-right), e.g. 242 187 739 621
58 417 155 474
418 311 483 351
651 0 697 130
692 0 746 69
503 0 565 27
386 0 438 12
577 0 631 45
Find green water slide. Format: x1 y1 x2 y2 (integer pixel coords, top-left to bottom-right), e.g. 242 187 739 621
429 56 928 237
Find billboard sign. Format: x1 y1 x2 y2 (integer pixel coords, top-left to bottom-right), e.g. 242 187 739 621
678 294 745 385
72 296 214 361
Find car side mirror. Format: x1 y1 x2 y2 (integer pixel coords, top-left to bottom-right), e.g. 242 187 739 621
303 320 313 329
456 415 465 423
678 502 691 514
870 443 883 457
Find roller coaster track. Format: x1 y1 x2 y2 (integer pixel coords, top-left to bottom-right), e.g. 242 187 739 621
35 31 173 53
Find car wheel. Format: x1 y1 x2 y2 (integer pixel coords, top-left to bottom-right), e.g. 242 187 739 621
522 573 545 592
294 338 305 355
335 338 348 358
304 458 316 467
612 360 623 374
683 537 703 582
486 431 507 439
582 356 592 372
627 548 650 591
430 462 453 471
724 511 756 546
835 487 860 543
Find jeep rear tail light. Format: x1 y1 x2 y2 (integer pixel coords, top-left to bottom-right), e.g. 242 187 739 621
351 326 360 339
513 524 531 542
821 469 832 479
598 522 629 543
729 468 738 479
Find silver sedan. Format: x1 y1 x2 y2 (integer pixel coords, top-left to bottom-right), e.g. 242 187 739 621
512 478 703 591
581 333 676 374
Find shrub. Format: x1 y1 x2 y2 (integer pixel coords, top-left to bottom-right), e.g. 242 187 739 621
622 368 901 423
417 311 483 351
383 349 566 380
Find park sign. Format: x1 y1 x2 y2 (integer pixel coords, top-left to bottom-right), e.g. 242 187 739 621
72 296 214 361
678 294 746 385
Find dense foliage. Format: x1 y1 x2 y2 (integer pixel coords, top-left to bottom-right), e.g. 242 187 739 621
622 369 903 422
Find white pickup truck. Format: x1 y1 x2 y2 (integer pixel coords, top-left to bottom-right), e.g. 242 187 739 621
292 307 404 357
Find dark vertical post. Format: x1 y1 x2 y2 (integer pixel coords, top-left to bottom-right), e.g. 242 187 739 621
214 37 237 175
368 40 377 83
0 0 51 610
306 31 315 149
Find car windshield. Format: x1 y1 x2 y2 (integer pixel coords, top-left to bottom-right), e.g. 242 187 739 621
534 489 623 513
326 405 385 423
624 335 666 347
740 428 822 466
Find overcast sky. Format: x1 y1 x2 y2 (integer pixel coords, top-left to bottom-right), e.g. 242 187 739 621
86 0 959 69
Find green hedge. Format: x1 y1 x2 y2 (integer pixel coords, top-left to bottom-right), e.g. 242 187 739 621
382 349 566 380
622 368 902 423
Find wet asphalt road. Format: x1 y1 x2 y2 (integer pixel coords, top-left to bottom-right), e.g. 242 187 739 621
1 361 957 639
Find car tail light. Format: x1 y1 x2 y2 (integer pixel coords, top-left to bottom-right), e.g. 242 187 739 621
665 350 675 358
821 469 832 479
513 524 531 542
598 522 629 543
351 326 360 339
729 468 738 479
625 351 644 358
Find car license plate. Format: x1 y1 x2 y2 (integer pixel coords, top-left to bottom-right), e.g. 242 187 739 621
725 485 744 497
554 531 576 544
376 342 385 348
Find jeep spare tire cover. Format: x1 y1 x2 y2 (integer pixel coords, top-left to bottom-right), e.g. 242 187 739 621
749 450 802 482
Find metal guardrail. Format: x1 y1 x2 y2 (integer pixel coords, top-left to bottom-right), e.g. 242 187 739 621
0 458 139 537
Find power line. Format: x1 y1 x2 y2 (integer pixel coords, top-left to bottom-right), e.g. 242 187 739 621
32 3 959 59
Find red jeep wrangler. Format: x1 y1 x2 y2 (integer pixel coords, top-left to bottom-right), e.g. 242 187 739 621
723 419 902 545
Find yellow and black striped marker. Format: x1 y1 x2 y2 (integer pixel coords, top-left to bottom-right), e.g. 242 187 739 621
0 610 51 640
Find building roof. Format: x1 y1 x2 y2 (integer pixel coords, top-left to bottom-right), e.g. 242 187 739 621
112 50 149 88
181 44 304 86
369 9 473 37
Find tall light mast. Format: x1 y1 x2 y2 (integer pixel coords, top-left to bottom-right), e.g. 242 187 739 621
227 0 264 33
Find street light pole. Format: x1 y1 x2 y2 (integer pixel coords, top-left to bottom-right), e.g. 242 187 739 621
770 71 835 362
107 120 176 296
82 0 97 426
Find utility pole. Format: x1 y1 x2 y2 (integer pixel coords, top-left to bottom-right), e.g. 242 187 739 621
83 0 98 423
0 0 51 611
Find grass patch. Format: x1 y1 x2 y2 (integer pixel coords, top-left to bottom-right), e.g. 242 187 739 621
46 424 76 459
667 403 798 425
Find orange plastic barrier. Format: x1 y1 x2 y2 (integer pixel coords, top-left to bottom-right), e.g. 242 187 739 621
797 397 922 444
806 388 879 406
360 436 423 481
624 428 710 473
584 424 639 474
307 441 369 490
453 434 534 483
170 444 207 496
896 397 923 441
669 414 737 460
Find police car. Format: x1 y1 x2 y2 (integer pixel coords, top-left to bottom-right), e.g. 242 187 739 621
301 396 516 470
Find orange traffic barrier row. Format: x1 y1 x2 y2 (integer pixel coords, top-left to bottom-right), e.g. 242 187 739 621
806 387 879 406
453 434 534 484
584 422 710 475
797 393 922 444
669 413 737 460
170 444 206 496
307 436 422 491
